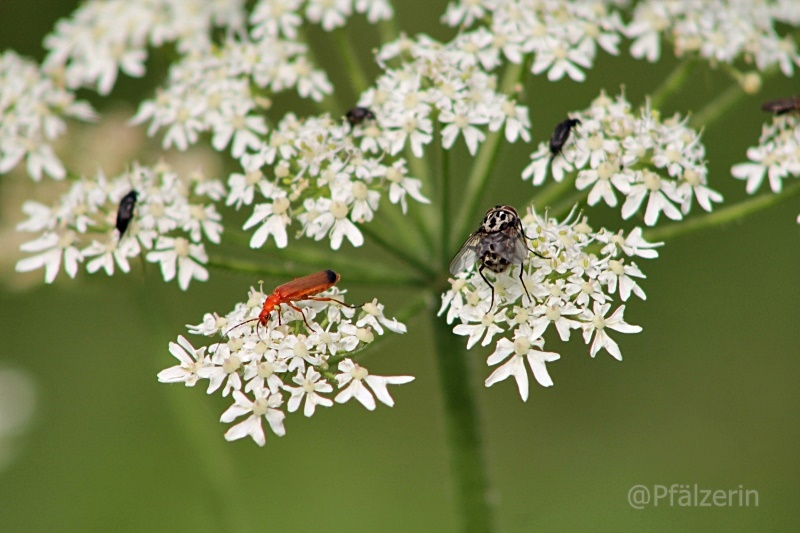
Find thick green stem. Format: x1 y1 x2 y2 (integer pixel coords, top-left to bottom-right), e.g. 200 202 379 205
431 308 495 533
649 59 695 110
644 181 800 242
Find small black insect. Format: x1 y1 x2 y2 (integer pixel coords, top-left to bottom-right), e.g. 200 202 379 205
549 117 582 161
116 190 138 238
346 106 376 128
761 96 800 115
450 205 534 310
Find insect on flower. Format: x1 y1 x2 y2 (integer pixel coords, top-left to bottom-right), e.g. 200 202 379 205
226 270 355 337
346 106 376 128
549 118 582 163
761 96 800 115
449 205 534 310
116 190 138 238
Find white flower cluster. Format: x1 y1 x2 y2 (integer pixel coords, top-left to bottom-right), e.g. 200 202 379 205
159 287 411 446
252 0 393 34
732 111 800 222
441 0 627 82
625 0 800 74
42 0 248 94
0 51 95 181
129 35 332 155
15 162 225 289
523 91 722 226
361 34 533 156
440 208 660 401
235 113 430 250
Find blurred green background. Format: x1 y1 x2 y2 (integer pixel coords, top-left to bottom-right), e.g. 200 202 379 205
1 1 799 532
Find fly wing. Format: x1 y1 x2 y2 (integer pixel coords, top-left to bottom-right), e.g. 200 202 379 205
481 229 528 266
508 230 528 265
449 231 482 275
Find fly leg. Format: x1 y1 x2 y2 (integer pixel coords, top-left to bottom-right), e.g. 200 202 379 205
478 263 496 311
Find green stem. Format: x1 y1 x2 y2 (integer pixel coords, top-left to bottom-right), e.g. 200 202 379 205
453 62 525 242
529 172 577 211
431 308 496 533
551 188 589 220
207 255 424 287
689 82 744 129
297 26 341 117
359 223 436 277
377 18 400 45
649 59 695 110
328 291 429 365
440 140 451 265
406 150 437 252
644 181 800 242
333 29 369 98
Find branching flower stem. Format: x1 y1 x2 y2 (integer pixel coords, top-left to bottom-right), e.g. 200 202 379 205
644 180 800 242
207 255 425 287
453 62 525 243
649 59 696 110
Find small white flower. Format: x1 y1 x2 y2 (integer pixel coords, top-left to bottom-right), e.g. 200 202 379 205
157 336 209 386
485 326 560 402
581 303 642 360
146 236 209 290
16 231 83 283
221 387 286 447
284 367 333 417
334 359 414 410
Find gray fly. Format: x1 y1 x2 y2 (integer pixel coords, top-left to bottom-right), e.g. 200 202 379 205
449 205 533 309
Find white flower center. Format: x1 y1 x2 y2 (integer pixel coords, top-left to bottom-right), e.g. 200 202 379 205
257 361 274 378
246 170 263 185
272 197 290 215
352 181 369 200
58 231 77 249
592 314 606 329
222 354 241 374
684 169 700 186
189 205 205 220
587 134 604 151
356 327 374 343
386 166 402 183
293 342 308 359
150 202 165 217
330 200 349 219
350 365 369 381
545 305 561 321
597 161 616 180
513 337 531 355
643 170 662 191
252 397 268 416
174 237 190 257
